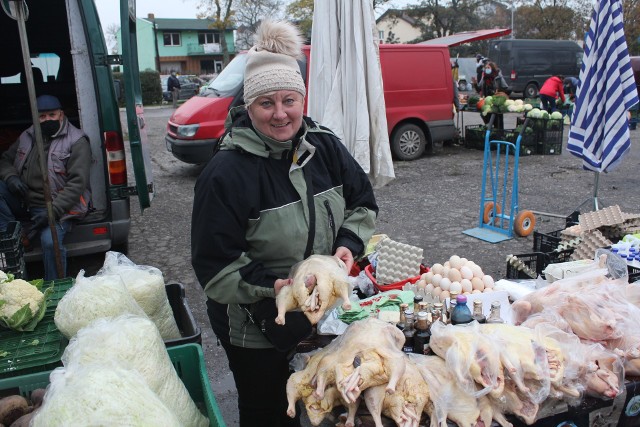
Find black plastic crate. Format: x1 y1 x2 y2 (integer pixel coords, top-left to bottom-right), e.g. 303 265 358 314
464 124 489 150
538 128 564 155
501 129 538 156
533 229 565 253
0 221 25 278
506 252 548 280
629 265 640 283
547 249 574 264
164 282 202 347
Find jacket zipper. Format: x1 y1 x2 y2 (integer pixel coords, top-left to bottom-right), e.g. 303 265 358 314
324 200 336 242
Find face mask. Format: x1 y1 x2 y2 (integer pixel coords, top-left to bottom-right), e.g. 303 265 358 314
40 119 61 138
485 68 492 75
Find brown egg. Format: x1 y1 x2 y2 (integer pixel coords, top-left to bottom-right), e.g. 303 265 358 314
448 268 462 283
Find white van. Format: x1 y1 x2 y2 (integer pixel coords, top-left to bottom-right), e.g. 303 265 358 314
0 0 152 272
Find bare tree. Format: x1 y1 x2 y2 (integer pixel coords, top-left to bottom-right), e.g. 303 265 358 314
197 0 235 66
105 23 120 54
234 0 284 50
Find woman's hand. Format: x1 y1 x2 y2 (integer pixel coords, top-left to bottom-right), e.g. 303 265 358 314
334 246 354 273
274 278 293 295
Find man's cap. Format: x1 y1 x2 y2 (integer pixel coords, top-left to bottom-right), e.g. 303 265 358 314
36 95 62 112
476 54 483 60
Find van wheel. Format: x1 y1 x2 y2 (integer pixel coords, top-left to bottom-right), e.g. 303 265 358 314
392 124 426 160
524 83 539 98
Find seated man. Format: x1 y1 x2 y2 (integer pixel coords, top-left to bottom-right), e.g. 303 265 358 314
0 95 91 280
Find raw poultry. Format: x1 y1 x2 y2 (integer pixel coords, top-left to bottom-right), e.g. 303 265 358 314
286 318 407 424
362 359 429 427
276 255 352 325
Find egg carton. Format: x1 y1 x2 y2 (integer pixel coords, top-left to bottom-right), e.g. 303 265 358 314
570 229 612 261
561 224 582 238
505 254 537 279
578 205 625 232
375 238 423 284
556 237 581 252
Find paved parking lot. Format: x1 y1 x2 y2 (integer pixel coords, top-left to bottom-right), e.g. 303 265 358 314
127 107 640 425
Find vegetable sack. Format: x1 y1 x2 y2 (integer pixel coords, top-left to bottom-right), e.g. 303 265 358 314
0 271 52 332
99 251 181 340
31 362 182 427
54 270 147 339
62 315 208 427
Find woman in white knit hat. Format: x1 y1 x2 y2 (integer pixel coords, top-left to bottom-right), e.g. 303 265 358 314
191 20 378 426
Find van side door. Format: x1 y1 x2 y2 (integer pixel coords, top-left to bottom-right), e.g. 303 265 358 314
120 0 153 210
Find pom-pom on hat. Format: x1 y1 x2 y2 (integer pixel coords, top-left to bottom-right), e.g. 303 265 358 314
243 20 306 105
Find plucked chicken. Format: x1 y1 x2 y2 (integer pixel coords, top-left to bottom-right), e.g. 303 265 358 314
286 318 407 423
276 255 351 325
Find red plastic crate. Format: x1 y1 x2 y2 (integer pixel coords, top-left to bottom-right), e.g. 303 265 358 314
365 264 429 293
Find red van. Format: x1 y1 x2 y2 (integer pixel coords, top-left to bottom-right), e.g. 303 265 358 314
165 44 456 162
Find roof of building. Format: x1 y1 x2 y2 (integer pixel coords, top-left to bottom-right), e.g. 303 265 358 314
143 17 233 31
376 9 423 26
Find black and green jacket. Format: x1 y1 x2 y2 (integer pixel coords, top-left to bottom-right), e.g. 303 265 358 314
191 107 378 348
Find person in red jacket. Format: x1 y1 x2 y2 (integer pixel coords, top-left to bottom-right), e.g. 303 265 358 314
539 75 566 113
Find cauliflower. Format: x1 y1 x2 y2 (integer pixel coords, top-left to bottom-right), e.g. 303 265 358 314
0 275 52 331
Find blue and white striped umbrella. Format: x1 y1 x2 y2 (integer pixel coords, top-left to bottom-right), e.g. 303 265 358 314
567 0 639 173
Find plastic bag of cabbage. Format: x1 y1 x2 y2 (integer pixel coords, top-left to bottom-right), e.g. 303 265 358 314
98 251 181 340
34 315 209 427
54 271 148 339
54 252 182 340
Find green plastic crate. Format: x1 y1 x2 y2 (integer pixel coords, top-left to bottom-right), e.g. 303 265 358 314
0 279 73 378
0 343 226 427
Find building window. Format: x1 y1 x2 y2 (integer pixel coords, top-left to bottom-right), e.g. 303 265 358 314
378 30 384 40
164 32 181 46
198 32 220 45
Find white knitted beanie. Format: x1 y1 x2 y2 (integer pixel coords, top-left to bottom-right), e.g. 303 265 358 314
243 20 306 104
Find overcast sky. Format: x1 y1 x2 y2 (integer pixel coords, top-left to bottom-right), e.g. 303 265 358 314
95 0 201 32
95 0 403 34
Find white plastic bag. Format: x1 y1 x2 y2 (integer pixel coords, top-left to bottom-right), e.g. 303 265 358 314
32 363 182 427
54 270 147 339
62 315 208 427
99 251 181 340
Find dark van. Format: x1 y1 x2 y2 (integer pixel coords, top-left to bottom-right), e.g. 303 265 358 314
0 0 152 268
488 39 583 98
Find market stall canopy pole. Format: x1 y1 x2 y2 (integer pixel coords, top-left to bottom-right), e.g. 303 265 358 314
308 0 395 189
4 0 64 277
566 0 639 211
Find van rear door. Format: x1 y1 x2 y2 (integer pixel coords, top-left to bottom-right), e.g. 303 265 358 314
119 0 153 210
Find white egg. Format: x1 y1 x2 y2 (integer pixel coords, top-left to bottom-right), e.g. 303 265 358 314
449 255 462 269
425 283 435 294
460 278 472 293
471 265 484 278
449 281 462 294
417 280 426 291
441 290 450 301
482 275 495 288
433 286 443 298
444 261 450 268
448 268 462 283
460 257 468 266
422 272 434 283
483 287 494 293
464 260 476 268
432 274 443 287
431 263 444 275
460 266 473 280
472 289 482 294
471 277 484 291
442 266 450 279
440 277 451 291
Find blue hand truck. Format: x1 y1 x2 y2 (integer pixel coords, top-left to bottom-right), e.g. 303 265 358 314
463 114 536 243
